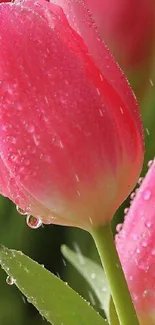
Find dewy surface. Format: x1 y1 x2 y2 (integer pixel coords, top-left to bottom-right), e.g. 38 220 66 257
0 1 143 228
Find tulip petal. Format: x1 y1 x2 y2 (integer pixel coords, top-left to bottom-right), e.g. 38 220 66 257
116 161 155 324
50 0 143 137
0 1 143 228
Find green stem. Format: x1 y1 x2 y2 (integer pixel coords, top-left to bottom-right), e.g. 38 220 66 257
91 223 140 325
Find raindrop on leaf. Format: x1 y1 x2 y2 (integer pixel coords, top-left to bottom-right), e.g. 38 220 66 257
6 276 15 285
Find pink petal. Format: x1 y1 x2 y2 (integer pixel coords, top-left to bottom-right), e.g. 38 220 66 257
83 0 155 67
50 0 143 135
116 160 155 324
0 1 143 228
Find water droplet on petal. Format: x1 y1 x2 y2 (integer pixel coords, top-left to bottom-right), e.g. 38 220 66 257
130 192 135 200
138 177 143 186
33 134 40 146
6 276 15 285
9 154 19 162
132 293 139 302
132 233 139 241
27 125 35 133
148 160 154 168
26 215 42 229
124 207 129 215
145 220 152 228
16 205 28 215
143 290 148 298
6 136 16 144
116 223 123 233
142 241 148 248
138 260 148 271
143 189 151 201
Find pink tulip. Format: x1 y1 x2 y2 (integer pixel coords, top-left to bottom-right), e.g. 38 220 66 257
116 160 155 325
82 0 155 94
0 0 143 229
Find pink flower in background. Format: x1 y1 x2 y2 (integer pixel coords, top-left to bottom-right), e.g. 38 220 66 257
116 160 155 325
0 0 143 229
82 0 155 94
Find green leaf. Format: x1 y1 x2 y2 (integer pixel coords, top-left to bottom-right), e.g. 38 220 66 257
0 244 108 325
61 245 120 325
61 245 110 316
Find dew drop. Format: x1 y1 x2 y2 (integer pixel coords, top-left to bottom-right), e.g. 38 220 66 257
77 190 81 197
148 160 154 168
120 106 124 114
62 259 66 266
26 215 42 229
16 103 22 111
6 136 16 144
138 177 143 186
130 192 135 200
75 174 80 182
124 207 129 215
27 125 35 133
143 189 151 201
138 261 148 271
146 128 150 136
96 88 100 96
91 273 96 280
6 276 15 285
145 220 152 228
142 241 148 248
136 248 141 254
101 287 107 292
100 73 103 81
99 109 104 117
10 154 18 162
132 233 139 241
149 79 154 87
143 290 148 298
33 134 40 146
116 223 123 233
16 205 27 215
89 217 93 225
132 293 139 302
1 125 7 131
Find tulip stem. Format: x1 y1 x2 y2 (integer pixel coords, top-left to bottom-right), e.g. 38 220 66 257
91 223 140 325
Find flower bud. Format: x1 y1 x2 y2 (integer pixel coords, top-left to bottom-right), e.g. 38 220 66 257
0 0 143 229
116 160 155 325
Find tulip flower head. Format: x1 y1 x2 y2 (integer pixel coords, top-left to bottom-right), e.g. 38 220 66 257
82 0 155 95
116 160 155 325
0 0 143 229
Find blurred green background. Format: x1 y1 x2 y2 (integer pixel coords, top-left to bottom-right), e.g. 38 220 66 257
0 12 155 325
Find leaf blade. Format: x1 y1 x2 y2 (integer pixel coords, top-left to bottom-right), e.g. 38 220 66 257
0 244 108 325
61 245 110 315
